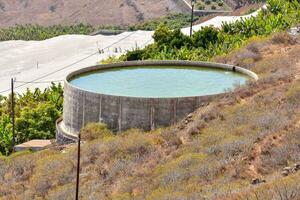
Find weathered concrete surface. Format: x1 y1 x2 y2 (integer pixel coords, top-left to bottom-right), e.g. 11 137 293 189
14 140 52 152
56 60 258 143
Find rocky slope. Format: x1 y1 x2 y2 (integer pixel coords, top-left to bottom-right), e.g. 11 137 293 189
0 0 185 27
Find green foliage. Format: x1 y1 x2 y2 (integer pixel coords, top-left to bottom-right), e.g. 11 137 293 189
0 13 198 41
0 83 63 155
153 26 191 49
122 48 146 61
191 26 219 49
129 13 198 31
119 0 300 62
0 115 12 156
0 24 95 41
16 103 60 142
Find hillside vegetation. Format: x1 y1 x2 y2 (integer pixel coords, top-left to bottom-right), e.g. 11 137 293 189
0 32 299 199
0 13 195 41
0 84 63 155
118 0 299 62
0 0 300 199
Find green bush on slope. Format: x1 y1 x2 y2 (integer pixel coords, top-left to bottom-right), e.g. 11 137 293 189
118 0 300 62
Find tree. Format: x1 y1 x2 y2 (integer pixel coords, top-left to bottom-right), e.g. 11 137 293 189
0 83 64 155
191 26 219 49
0 115 12 155
152 24 173 45
153 24 191 49
16 103 60 143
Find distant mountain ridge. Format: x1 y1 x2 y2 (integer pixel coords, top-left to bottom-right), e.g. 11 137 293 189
0 0 185 27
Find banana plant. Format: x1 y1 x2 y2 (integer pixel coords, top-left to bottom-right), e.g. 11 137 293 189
0 115 12 156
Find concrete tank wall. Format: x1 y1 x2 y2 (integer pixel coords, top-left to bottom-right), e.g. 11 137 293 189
57 60 258 143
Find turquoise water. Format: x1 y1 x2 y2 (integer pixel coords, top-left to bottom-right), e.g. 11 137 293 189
70 66 248 98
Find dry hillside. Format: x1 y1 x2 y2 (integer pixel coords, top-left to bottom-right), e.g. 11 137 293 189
0 0 185 27
0 32 299 200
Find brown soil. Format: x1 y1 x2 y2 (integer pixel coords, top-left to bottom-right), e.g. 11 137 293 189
0 0 185 27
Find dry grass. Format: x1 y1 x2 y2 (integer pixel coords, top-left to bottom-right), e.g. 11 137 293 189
0 33 300 200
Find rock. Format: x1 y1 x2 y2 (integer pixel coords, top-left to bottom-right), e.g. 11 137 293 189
281 164 300 176
283 167 292 171
281 170 289 176
187 113 193 119
294 163 300 170
251 178 266 185
288 26 300 36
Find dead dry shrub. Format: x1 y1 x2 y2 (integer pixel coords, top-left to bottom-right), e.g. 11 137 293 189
259 145 289 174
30 154 75 197
109 158 131 178
80 141 103 165
271 32 297 45
234 42 262 68
46 183 74 200
161 129 182 148
286 83 300 105
160 168 191 186
80 122 113 141
195 158 227 182
278 129 300 163
222 140 252 159
230 173 300 200
0 158 7 182
101 129 153 161
9 152 39 182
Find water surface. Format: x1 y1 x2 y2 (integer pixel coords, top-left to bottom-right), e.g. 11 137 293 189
70 66 248 98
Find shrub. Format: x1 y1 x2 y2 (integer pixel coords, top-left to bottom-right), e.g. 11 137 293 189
16 103 60 143
205 0 211 5
0 83 63 155
0 115 12 155
129 13 198 31
122 48 145 61
271 32 297 45
197 3 205 10
191 26 219 49
30 154 75 197
46 183 74 200
100 130 153 161
80 123 112 141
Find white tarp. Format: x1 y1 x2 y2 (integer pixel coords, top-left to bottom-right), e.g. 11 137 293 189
0 9 260 95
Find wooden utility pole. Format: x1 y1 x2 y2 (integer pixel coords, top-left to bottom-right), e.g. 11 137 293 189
75 132 81 200
190 0 195 37
11 78 15 151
